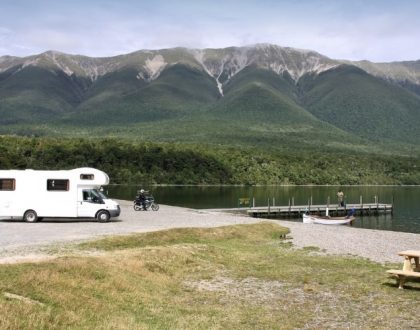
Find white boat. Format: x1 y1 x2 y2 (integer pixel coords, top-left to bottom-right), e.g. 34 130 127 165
302 213 355 225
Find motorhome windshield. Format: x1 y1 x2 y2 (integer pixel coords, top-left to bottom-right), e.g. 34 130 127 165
83 189 107 203
97 189 108 199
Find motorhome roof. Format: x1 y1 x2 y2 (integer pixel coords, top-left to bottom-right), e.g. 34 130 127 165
0 168 110 185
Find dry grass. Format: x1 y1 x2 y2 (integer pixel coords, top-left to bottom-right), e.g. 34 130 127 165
0 222 418 329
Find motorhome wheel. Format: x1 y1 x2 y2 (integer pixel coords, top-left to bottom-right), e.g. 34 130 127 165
24 210 38 223
97 210 110 222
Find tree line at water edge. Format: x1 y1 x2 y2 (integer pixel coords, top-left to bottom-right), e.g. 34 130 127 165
1 136 420 185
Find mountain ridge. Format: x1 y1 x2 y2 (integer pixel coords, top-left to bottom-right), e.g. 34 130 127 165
1 44 419 94
1 44 420 153
0 44 342 96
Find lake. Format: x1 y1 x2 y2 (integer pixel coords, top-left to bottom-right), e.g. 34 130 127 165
107 185 420 234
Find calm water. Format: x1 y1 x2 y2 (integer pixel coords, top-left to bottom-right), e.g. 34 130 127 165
107 185 420 234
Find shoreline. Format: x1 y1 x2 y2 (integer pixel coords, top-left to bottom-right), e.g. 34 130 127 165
0 200 418 264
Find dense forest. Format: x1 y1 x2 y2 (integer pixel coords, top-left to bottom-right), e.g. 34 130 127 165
1 136 420 185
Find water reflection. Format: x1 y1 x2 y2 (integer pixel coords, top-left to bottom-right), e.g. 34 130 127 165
354 214 394 231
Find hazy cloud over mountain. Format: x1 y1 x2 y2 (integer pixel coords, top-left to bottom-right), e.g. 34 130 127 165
1 0 419 61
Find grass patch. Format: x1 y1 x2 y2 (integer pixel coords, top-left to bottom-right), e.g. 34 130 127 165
0 222 418 329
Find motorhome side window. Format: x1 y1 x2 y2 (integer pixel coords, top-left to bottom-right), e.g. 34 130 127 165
0 178 15 191
80 174 94 180
47 179 69 191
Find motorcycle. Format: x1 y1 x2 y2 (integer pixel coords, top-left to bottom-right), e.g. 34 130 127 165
133 195 159 211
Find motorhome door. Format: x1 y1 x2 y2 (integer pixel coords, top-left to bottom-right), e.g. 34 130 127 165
77 188 103 217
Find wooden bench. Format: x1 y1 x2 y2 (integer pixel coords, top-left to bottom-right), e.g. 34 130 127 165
387 250 420 289
386 269 420 289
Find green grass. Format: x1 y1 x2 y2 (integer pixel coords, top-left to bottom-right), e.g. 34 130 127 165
0 222 418 329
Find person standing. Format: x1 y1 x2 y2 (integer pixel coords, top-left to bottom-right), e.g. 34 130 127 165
337 190 344 207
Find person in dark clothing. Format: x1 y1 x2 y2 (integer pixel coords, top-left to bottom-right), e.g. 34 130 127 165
138 189 147 210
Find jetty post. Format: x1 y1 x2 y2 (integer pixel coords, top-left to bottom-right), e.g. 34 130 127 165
326 196 330 216
391 195 394 215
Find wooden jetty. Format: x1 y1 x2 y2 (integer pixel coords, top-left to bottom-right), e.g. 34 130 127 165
246 203 393 218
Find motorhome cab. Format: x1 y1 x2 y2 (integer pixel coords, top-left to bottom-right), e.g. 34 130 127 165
0 167 120 222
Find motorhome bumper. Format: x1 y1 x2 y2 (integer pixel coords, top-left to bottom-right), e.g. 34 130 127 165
109 206 121 217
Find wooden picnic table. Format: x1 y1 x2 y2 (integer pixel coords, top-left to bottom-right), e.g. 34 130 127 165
398 250 420 272
387 250 420 289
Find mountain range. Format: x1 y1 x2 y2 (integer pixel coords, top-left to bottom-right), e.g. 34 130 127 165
1 44 420 152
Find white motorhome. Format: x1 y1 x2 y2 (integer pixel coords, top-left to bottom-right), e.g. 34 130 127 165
0 167 120 222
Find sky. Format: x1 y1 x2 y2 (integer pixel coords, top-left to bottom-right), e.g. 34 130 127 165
1 0 419 62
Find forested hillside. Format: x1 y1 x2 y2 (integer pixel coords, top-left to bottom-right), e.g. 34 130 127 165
2 45 420 185
2 45 420 151
2 136 420 185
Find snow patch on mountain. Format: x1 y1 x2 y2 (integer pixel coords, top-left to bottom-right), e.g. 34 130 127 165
215 72 224 96
191 48 250 96
267 56 338 81
250 44 338 81
189 45 339 94
22 58 40 69
137 55 167 82
222 49 249 80
192 50 227 95
72 58 105 81
47 52 74 76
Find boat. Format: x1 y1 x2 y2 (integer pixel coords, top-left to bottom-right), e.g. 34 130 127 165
302 213 355 225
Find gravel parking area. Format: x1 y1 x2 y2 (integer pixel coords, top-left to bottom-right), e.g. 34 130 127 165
0 200 259 263
0 200 419 264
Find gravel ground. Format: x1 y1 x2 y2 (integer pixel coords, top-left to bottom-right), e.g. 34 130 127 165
0 200 418 264
273 219 420 263
0 200 258 263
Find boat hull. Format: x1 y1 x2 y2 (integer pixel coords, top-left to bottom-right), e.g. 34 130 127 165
303 214 355 225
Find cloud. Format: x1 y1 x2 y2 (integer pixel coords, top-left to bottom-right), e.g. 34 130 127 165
0 27 13 53
0 0 419 61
